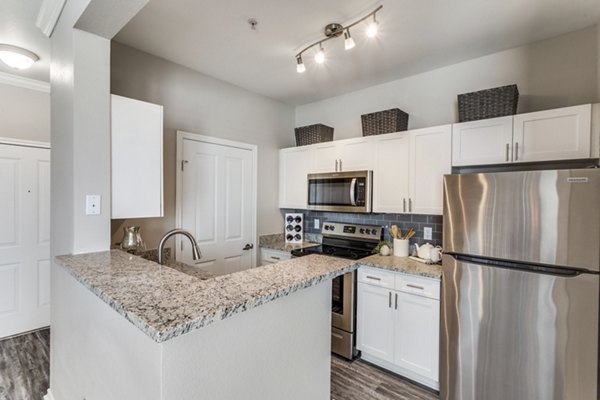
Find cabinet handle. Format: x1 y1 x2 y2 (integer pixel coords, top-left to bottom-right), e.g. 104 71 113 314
389 292 392 308
409 198 412 213
271 256 280 260
505 143 509 162
366 275 381 281
335 159 338 172
403 198 406 213
515 142 519 161
406 283 425 290
395 293 398 310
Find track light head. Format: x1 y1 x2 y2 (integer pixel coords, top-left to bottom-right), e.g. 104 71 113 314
344 30 355 50
314 44 325 64
366 14 379 38
296 55 306 73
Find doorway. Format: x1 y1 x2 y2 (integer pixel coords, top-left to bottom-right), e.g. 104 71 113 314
0 139 50 339
176 131 257 276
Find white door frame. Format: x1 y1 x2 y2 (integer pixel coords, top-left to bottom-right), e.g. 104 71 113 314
176 130 258 267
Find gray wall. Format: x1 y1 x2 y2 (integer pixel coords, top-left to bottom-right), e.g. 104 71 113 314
296 26 600 140
0 83 50 142
110 42 295 248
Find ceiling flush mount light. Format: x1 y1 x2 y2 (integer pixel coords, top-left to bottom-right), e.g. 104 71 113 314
0 44 39 70
294 5 383 73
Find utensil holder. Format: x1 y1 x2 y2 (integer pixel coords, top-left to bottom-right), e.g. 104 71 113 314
393 239 409 257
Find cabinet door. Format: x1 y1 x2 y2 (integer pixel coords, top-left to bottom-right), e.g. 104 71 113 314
278 147 313 209
372 132 410 213
111 95 164 219
312 142 340 172
452 116 514 166
357 283 395 363
394 292 440 383
339 137 374 171
513 104 592 162
409 125 451 215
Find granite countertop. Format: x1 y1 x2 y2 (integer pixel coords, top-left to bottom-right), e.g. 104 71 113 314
258 233 320 252
358 254 442 279
55 250 356 343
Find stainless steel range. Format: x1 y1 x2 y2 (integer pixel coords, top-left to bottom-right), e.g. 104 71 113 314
291 222 383 359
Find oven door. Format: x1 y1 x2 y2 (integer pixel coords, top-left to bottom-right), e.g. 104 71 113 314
331 271 355 332
307 171 372 213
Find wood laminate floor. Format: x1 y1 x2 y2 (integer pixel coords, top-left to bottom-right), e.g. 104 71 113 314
331 355 439 400
0 328 50 400
0 329 437 400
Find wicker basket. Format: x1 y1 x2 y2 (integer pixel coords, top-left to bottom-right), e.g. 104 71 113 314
294 124 334 146
361 108 409 136
458 84 519 122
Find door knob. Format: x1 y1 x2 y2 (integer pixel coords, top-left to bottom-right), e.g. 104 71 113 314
243 243 254 251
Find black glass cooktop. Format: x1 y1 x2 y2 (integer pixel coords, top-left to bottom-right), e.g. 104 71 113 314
291 244 373 260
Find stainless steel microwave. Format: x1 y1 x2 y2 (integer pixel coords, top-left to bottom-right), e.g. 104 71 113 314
307 171 372 213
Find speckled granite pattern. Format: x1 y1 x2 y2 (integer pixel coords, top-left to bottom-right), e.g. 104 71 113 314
54 250 356 343
358 254 442 279
164 260 215 280
258 234 320 252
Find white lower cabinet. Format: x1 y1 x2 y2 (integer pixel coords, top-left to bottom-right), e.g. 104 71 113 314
357 266 440 390
260 248 292 266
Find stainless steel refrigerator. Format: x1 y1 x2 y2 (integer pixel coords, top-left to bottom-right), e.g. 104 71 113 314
441 169 600 400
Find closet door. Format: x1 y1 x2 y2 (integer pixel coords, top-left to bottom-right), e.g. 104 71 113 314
0 143 50 338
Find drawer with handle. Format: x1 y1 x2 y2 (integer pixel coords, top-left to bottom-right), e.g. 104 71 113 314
396 274 440 300
260 248 291 265
358 266 395 288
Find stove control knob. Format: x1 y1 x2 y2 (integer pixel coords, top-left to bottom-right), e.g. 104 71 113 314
365 229 371 235
372 229 377 235
359 228 365 234
330 226 335 231
324 225 330 230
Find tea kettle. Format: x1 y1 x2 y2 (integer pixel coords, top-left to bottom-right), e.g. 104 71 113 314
120 226 145 252
414 242 442 261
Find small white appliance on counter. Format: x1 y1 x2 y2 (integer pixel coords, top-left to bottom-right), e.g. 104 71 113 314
285 213 303 243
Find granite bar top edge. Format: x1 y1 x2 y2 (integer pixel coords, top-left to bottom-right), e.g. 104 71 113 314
357 254 442 279
54 250 356 343
258 233 320 252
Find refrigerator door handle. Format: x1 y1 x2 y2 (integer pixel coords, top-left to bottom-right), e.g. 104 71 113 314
450 253 585 277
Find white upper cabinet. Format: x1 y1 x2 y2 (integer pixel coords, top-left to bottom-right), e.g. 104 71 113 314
452 104 595 167
111 95 164 219
312 137 374 173
409 125 452 215
513 104 592 162
452 116 514 166
278 146 314 209
372 132 410 214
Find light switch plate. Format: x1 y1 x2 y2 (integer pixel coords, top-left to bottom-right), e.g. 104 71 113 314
314 218 320 229
86 195 101 215
424 226 433 240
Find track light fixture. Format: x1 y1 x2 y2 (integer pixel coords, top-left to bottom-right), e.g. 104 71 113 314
294 5 383 73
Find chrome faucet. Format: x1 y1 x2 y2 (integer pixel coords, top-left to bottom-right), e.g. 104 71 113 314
157 229 202 265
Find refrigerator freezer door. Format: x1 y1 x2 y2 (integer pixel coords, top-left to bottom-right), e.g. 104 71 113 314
443 169 600 271
440 254 599 400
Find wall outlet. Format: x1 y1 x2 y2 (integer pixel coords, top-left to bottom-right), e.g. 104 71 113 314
424 226 433 240
86 195 101 215
314 218 320 230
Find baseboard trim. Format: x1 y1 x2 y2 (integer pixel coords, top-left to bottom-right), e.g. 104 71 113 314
43 388 55 400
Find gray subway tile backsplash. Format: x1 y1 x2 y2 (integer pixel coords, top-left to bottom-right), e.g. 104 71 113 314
281 209 443 248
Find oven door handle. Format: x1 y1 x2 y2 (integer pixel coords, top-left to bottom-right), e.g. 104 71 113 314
349 178 357 206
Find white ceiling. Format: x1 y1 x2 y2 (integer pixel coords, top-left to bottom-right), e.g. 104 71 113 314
115 0 600 105
0 0 50 82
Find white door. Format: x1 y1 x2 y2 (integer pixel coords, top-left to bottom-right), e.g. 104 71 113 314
278 147 313 209
356 283 395 363
179 135 256 276
372 132 410 213
394 291 440 382
409 125 452 215
452 116 514 166
0 143 50 338
513 104 592 162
